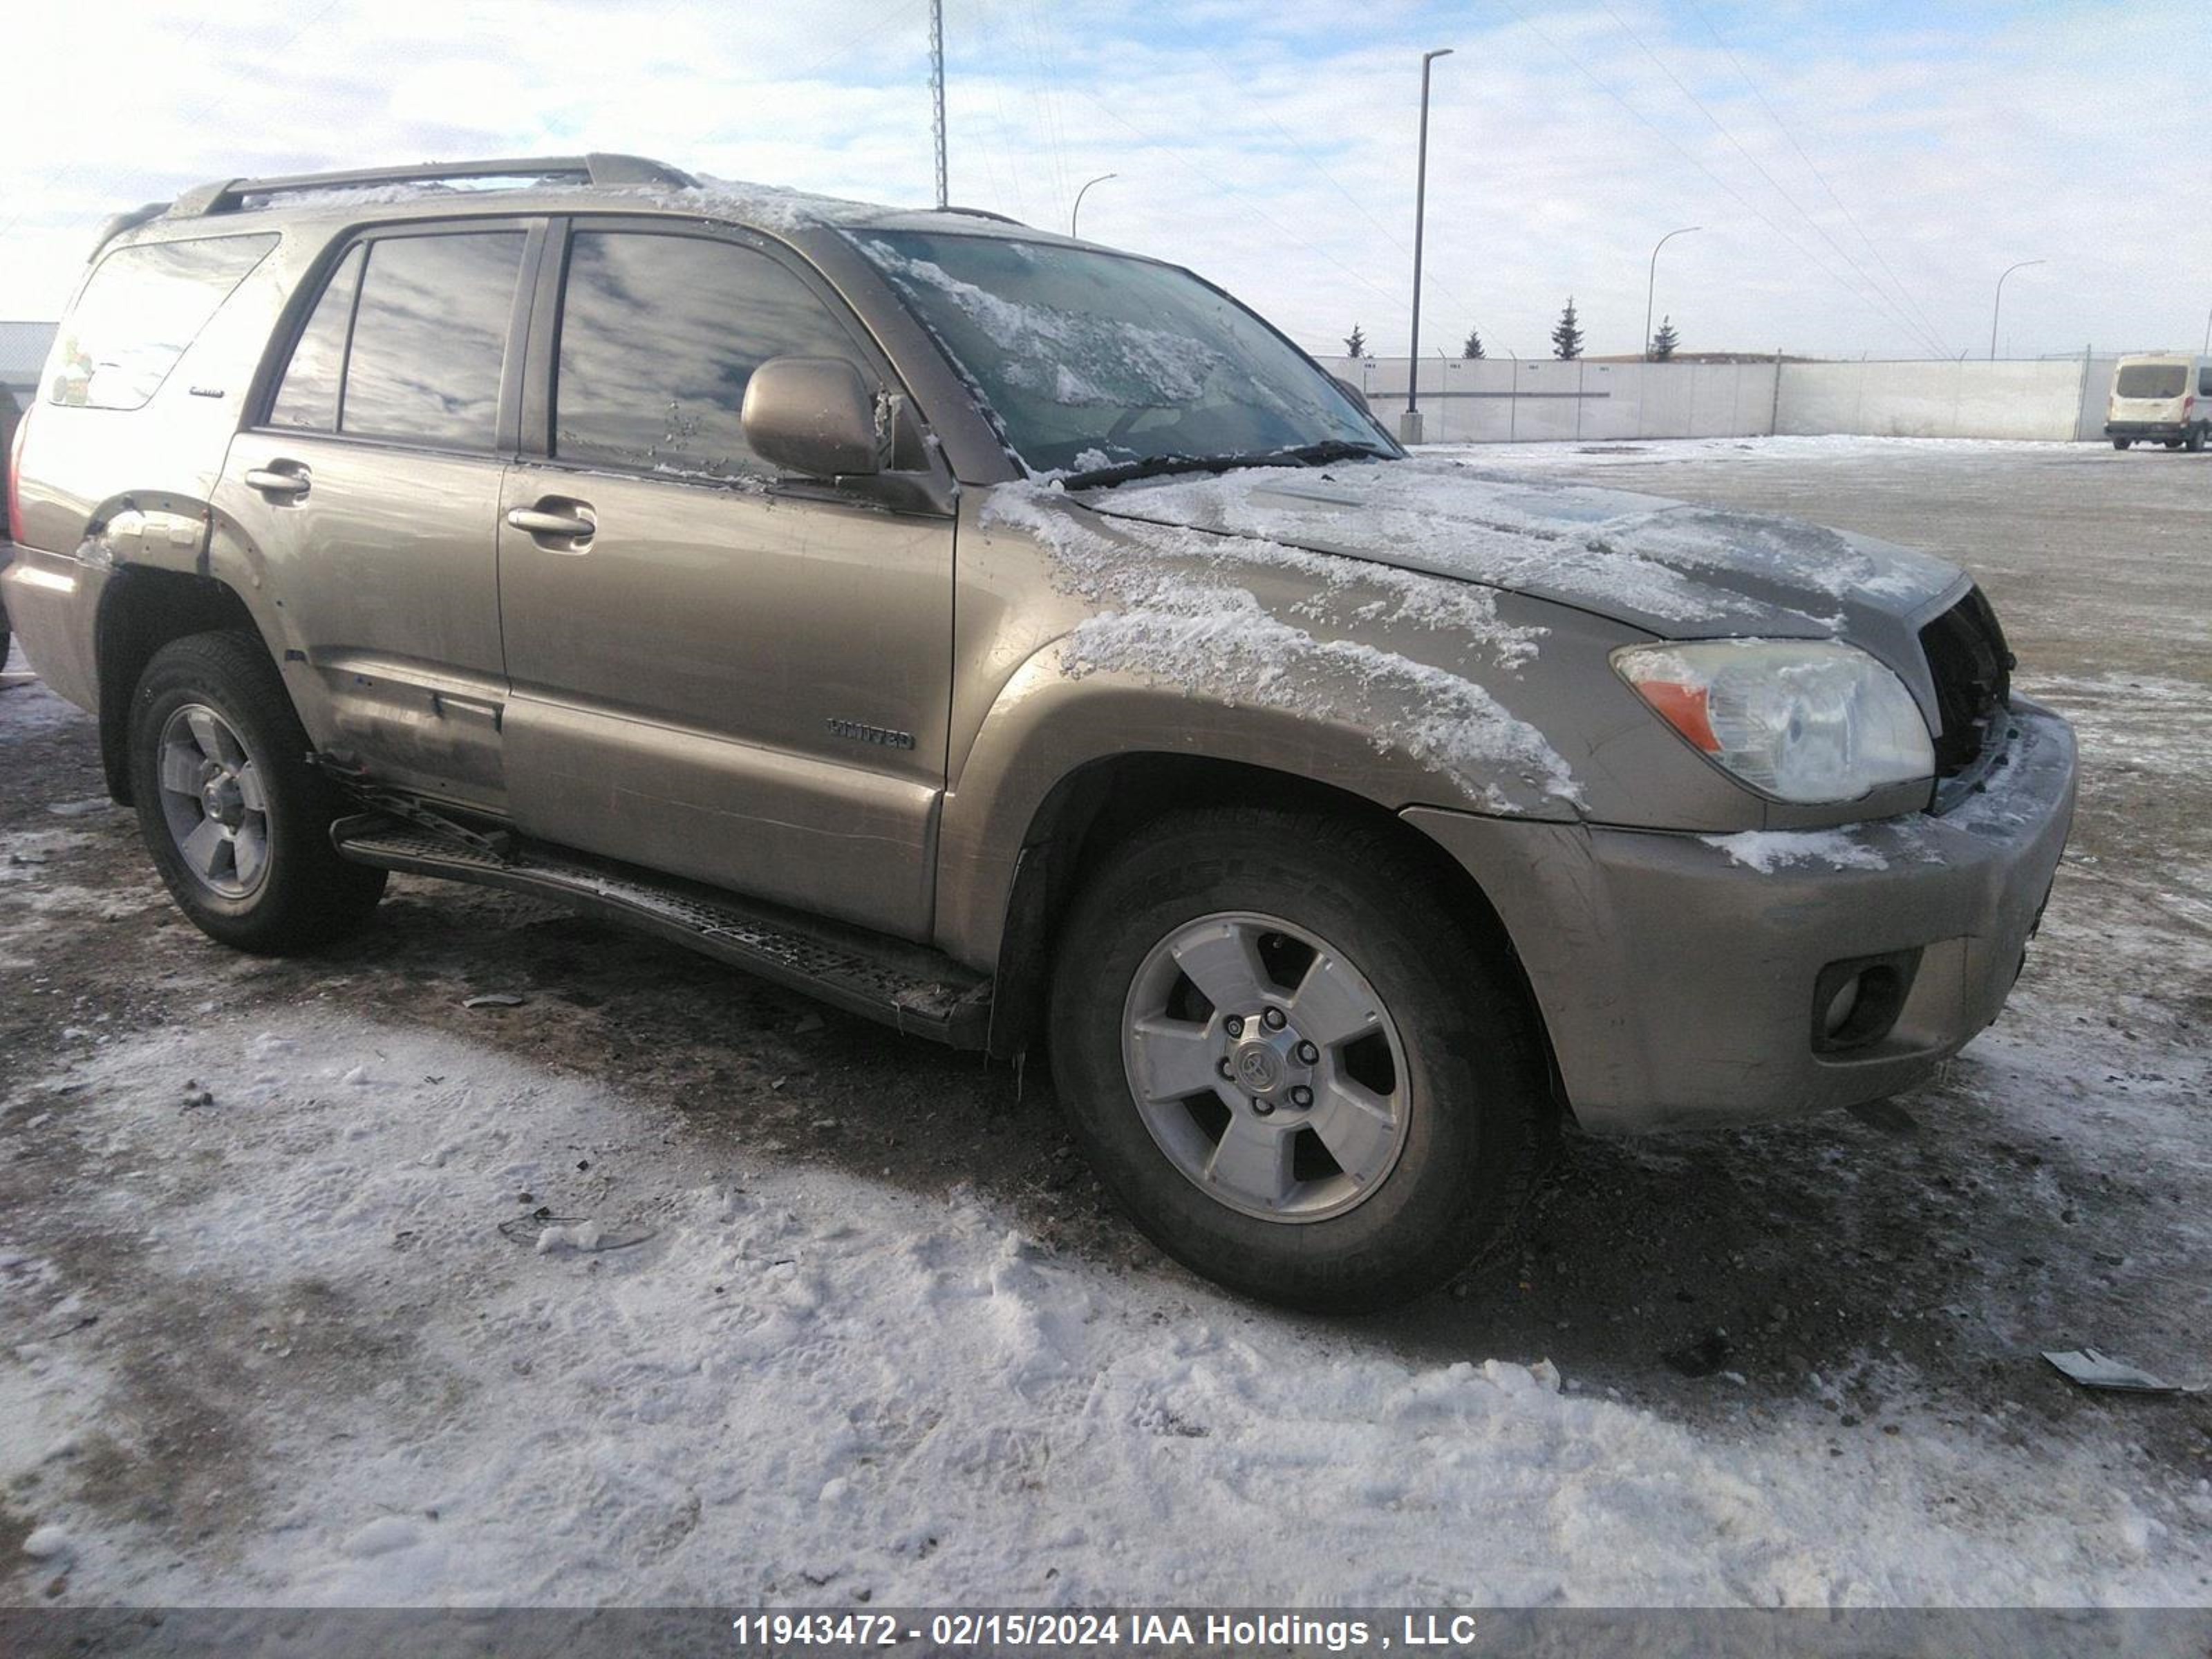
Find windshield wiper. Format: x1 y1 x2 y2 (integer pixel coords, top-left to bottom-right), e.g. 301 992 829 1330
1058 438 1395 491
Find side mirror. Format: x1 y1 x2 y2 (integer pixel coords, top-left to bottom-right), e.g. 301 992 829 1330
1329 373 1373 414
740 357 888 479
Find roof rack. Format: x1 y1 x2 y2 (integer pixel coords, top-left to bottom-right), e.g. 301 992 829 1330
171 153 698 218
937 205 1028 227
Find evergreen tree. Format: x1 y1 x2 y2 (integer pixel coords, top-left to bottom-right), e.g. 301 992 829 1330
1461 328 1485 359
1550 298 1584 360
1650 316 1680 362
1344 324 1367 359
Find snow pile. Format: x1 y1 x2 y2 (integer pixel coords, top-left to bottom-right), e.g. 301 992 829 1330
982 484 1581 813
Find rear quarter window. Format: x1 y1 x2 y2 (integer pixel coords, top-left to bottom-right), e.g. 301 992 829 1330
2115 363 2186 399
48 234 277 411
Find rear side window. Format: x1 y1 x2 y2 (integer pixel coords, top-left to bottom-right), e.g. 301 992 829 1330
49 234 276 410
2115 363 2186 399
2200 365 2211 397
268 245 364 430
553 232 870 480
338 232 524 449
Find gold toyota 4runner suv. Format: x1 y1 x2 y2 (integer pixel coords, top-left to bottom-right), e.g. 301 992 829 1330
3 155 2075 1309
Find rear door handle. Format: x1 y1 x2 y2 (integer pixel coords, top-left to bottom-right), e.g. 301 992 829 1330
505 503 596 543
244 465 310 499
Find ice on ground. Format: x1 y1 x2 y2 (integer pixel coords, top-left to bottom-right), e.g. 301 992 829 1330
5 1011 2208 1607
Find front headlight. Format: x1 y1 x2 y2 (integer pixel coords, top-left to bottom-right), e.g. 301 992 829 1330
1613 639 1933 803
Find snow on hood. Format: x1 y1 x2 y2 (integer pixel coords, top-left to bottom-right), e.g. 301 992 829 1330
984 484 1582 814
1077 456 1964 640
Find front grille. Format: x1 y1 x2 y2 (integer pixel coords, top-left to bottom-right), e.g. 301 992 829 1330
1919 586 2014 776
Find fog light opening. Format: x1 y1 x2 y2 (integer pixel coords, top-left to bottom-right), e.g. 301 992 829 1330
1810 948 1922 1055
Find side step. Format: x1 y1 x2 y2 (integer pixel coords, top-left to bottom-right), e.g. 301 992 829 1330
331 817 993 1049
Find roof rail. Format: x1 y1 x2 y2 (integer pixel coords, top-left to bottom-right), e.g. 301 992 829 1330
171 153 697 218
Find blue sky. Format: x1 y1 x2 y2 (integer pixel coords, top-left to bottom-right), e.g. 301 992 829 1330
4 1 2206 360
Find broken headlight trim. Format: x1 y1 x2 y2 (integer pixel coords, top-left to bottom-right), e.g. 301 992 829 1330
1613 639 1934 804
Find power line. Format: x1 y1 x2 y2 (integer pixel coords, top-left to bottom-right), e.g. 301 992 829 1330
1681 0 1952 357
1065 83 1420 335
1490 0 1947 357
1593 1 1950 357
1149 12 1501 350
0 0 345 244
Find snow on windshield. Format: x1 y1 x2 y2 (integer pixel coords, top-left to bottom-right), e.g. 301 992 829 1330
856 231 1382 476
984 484 1580 815
865 243 1221 409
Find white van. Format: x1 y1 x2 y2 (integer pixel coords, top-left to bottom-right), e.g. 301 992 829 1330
2106 353 2211 451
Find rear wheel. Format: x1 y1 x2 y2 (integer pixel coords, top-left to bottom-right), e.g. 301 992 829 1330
129 631 386 953
1047 808 1550 1312
2112 438 2132 450
2162 438 2182 450
2188 426 2206 453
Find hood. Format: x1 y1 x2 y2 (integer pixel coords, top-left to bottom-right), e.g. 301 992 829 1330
1075 455 1967 646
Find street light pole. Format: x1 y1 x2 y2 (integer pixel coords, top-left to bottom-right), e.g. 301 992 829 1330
928 0 948 210
1070 173 1117 238
1403 46 1453 444
1644 226 1700 361
1989 259 2045 361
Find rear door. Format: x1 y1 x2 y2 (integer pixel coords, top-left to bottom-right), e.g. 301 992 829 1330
216 221 538 809
2110 359 2189 426
497 220 955 940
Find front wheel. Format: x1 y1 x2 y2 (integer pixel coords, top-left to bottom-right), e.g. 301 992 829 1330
2112 438 2133 450
1047 809 1550 1312
129 631 386 953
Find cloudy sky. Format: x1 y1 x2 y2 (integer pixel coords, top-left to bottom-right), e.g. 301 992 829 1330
3 1 2206 362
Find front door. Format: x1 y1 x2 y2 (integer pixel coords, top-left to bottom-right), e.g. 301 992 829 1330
497 223 955 940
215 223 535 809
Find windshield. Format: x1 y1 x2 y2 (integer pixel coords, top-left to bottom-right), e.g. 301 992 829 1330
2115 363 2187 399
856 230 1391 478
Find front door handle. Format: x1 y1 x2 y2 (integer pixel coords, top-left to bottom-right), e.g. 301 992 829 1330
244 465 310 499
505 502 596 543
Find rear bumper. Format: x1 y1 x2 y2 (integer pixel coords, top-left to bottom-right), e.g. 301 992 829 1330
2105 420 2194 438
1406 698 2077 1132
0 543 103 711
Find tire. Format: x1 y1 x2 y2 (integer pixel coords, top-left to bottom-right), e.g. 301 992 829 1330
2112 438 2132 450
2188 426 2206 454
2162 438 2182 450
1047 808 1550 1312
128 630 386 953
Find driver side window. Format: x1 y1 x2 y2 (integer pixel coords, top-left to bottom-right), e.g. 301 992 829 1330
554 232 873 481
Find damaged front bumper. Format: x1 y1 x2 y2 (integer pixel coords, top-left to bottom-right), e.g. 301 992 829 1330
1406 697 2078 1132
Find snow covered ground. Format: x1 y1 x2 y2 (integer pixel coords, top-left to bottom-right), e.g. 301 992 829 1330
3 439 2211 1609
3 991 2206 1609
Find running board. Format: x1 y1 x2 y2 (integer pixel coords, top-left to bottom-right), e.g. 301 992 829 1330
331 817 992 1049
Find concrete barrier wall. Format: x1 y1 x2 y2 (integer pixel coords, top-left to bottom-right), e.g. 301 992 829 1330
1319 354 2110 443
1318 357 1776 443
1773 359 2086 441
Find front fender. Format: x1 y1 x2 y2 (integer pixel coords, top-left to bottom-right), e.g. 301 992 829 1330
933 637 1579 966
